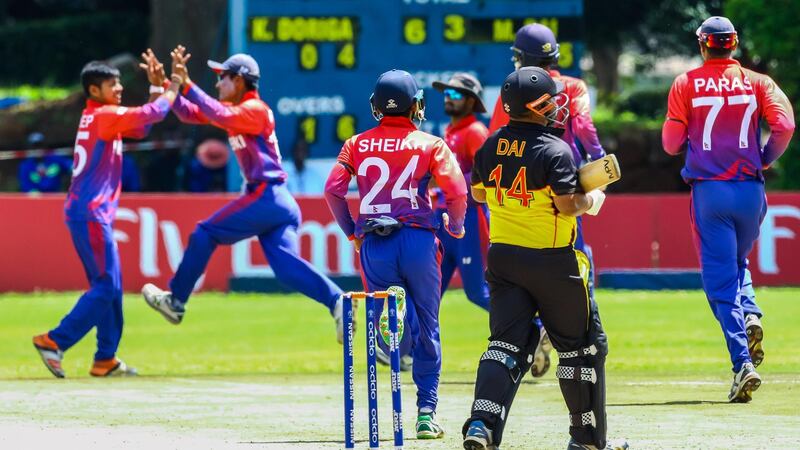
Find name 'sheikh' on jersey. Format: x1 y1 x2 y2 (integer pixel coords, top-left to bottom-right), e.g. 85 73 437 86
357 137 427 153
693 76 753 93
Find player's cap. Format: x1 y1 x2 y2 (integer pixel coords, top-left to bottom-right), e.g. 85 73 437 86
696 16 738 49
432 72 486 113
501 66 563 117
207 54 260 81
696 16 736 35
511 23 560 60
371 69 422 114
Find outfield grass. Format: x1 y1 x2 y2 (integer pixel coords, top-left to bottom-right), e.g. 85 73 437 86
1 289 799 449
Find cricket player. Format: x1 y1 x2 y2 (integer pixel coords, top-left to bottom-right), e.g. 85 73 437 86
431 73 491 311
662 16 795 402
325 69 467 439
32 57 182 378
462 67 626 450
141 47 346 341
490 23 607 378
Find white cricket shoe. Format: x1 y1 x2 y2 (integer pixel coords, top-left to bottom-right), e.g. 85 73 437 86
142 283 184 324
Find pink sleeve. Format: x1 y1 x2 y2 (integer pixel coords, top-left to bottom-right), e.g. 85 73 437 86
662 119 688 155
758 76 796 166
430 140 467 232
172 95 211 125
488 96 509 133
95 96 173 140
666 74 690 125
325 141 356 238
183 82 270 135
662 74 690 155
569 80 605 160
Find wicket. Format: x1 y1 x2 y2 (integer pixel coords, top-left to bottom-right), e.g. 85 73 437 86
343 291 403 449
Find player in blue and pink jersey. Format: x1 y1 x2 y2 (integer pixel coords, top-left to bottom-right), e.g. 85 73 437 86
140 47 346 342
431 73 491 312
488 23 609 379
325 70 467 439
663 16 795 402
32 58 182 378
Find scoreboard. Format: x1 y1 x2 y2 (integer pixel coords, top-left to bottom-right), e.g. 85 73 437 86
230 0 583 182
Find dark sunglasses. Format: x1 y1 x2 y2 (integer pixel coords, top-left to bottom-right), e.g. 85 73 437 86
443 89 464 100
217 72 237 82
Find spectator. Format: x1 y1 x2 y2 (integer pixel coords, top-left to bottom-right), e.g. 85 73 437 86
18 132 72 193
188 138 228 192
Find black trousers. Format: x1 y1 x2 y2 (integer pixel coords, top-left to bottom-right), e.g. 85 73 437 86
467 243 606 447
486 243 590 353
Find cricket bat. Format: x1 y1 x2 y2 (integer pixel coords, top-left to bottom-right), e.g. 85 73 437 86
579 154 621 192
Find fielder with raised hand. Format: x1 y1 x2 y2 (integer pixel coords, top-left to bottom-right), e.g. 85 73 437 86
325 69 467 440
488 24 608 379
33 55 182 378
140 46 347 342
662 16 795 402
462 67 626 450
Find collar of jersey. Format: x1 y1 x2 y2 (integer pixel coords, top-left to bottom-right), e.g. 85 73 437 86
703 58 740 67
85 98 109 110
240 90 260 103
507 120 565 136
380 116 416 129
448 114 478 132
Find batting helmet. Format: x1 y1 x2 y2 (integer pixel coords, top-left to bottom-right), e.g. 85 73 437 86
511 23 560 69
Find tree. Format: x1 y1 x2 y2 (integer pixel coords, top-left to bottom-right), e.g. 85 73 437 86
149 0 228 92
584 0 723 101
726 0 800 189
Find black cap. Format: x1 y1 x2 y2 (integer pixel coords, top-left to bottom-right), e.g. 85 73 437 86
500 67 563 116
432 72 486 113
371 69 421 114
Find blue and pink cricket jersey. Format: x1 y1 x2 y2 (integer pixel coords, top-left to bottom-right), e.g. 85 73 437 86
663 57 795 372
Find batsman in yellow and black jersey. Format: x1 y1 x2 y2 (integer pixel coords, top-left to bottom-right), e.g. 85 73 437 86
461 67 627 450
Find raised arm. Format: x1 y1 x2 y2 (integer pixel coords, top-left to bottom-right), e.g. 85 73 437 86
96 82 180 141
182 82 270 135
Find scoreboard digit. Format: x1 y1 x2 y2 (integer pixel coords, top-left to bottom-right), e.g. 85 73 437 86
232 0 583 190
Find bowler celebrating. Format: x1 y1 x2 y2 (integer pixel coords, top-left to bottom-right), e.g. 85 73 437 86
325 69 467 439
662 16 795 402
33 57 182 378
141 47 346 342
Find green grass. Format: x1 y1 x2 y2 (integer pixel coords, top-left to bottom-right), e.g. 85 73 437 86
1 289 799 449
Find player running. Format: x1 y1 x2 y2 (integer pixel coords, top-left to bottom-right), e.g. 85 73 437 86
140 47 346 342
431 73 491 311
662 16 794 402
32 56 182 378
489 23 607 378
462 67 626 450
325 69 467 439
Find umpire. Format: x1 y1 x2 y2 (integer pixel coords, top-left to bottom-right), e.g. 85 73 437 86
461 67 625 450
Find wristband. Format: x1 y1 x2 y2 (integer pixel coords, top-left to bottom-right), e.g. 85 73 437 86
149 85 165 94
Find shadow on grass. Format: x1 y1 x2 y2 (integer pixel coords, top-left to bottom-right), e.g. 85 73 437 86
608 400 728 406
